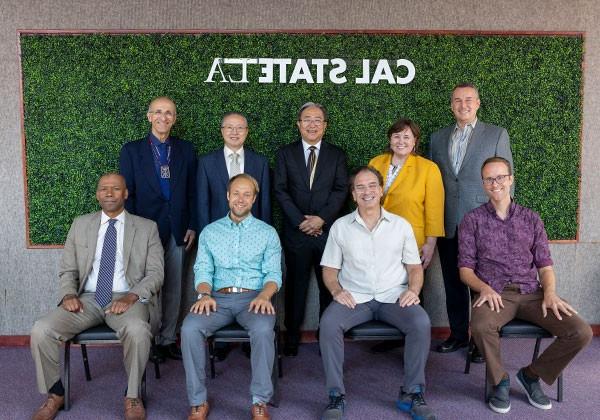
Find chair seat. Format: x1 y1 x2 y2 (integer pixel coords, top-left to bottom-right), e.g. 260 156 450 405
212 322 249 340
500 319 554 338
345 320 405 340
72 324 119 343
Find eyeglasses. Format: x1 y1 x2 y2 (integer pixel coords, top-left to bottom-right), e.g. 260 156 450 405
221 126 248 132
149 110 175 119
482 174 511 185
299 119 325 126
354 182 380 192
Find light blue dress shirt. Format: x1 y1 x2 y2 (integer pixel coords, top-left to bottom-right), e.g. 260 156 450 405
194 214 282 290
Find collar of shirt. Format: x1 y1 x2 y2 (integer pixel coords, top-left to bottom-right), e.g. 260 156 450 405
225 212 255 228
454 117 477 133
100 210 126 226
224 145 245 160
350 208 391 231
302 139 322 152
149 132 170 147
484 200 517 220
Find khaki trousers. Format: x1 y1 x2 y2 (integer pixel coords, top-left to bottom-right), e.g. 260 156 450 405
471 287 592 386
30 293 151 398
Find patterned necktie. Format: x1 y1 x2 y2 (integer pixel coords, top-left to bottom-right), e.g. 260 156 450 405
230 152 241 178
307 146 317 188
95 219 117 308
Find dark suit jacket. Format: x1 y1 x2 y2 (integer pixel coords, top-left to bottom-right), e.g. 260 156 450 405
197 147 271 232
120 135 198 246
429 120 513 237
274 140 348 247
59 210 164 332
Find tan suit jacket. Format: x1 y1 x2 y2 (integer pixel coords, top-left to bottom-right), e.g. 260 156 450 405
58 210 164 332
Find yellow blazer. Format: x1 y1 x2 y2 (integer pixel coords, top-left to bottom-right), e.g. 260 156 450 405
369 153 445 248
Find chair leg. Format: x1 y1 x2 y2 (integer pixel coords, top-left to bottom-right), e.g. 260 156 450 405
151 343 161 379
141 370 147 404
557 373 563 402
275 328 283 378
64 342 71 411
81 344 91 381
208 339 216 379
464 338 473 374
484 365 491 402
532 338 542 362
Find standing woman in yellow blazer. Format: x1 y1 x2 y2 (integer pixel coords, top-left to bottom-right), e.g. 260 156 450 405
369 119 445 269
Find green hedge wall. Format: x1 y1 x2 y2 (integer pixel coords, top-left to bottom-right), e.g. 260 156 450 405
20 33 583 244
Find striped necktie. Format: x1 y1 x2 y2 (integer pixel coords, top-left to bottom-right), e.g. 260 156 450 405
307 146 317 188
95 219 117 308
230 152 241 178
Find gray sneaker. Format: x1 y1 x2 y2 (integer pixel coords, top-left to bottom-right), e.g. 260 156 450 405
321 394 345 420
516 368 552 410
489 377 511 414
396 387 436 420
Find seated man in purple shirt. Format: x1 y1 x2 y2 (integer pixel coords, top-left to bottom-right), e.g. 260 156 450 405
458 156 592 414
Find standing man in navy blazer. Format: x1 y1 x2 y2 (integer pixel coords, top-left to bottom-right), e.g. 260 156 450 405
275 102 348 356
429 83 513 360
120 96 197 361
197 111 271 232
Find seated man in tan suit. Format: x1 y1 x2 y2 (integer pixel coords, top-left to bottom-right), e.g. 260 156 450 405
30 173 164 420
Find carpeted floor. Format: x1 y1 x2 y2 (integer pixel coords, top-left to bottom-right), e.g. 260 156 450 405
2 338 598 419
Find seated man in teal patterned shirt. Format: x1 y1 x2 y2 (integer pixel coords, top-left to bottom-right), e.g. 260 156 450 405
182 173 282 420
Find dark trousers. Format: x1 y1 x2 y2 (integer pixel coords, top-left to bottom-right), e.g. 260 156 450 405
471 288 592 386
438 231 470 342
283 239 331 344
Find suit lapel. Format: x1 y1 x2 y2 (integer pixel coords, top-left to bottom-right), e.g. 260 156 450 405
82 212 101 290
386 154 414 198
244 149 257 178
142 135 163 197
168 138 184 195
458 121 485 174
292 141 310 189
216 149 230 186
312 141 328 187
122 211 135 277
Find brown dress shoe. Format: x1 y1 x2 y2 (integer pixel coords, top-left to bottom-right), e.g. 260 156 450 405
251 402 270 420
188 402 210 420
124 397 146 420
32 393 64 420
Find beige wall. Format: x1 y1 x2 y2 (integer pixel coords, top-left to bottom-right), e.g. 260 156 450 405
1 0 599 334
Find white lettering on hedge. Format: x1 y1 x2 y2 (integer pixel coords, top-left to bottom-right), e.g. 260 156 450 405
204 58 415 85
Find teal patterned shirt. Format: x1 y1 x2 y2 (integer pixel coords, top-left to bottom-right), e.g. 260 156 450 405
194 214 282 290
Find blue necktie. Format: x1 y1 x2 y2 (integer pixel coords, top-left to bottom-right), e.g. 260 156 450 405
95 219 117 308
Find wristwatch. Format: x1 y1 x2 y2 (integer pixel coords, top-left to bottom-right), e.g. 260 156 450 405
197 293 211 300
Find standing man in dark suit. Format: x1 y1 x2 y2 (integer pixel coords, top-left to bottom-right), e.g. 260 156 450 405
197 111 271 232
275 102 348 356
429 83 513 360
120 96 197 361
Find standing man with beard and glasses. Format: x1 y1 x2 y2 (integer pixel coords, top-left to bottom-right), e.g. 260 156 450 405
319 166 435 420
459 157 591 414
120 96 197 362
197 112 271 361
430 83 513 363
182 174 281 420
274 102 348 357
30 173 163 420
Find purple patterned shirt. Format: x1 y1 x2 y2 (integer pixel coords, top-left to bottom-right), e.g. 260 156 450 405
458 202 553 294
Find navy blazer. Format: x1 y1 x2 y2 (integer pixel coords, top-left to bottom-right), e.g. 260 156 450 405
197 147 271 232
119 135 198 246
274 140 348 247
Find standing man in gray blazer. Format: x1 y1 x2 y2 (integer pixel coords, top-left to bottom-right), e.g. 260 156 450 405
30 173 164 420
429 83 513 359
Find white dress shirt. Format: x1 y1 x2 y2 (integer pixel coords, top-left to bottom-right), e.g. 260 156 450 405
321 208 421 304
83 211 129 293
224 145 245 177
302 139 321 164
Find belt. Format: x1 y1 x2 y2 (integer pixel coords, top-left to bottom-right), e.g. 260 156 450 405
217 287 254 293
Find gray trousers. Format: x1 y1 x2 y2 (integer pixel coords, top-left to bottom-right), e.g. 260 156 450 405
30 293 151 398
159 235 185 345
319 299 431 395
181 291 276 405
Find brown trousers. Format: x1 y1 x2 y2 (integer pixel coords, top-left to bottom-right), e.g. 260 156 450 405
471 287 592 386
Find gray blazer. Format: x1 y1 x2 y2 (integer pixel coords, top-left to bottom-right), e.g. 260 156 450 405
430 120 513 237
58 210 165 332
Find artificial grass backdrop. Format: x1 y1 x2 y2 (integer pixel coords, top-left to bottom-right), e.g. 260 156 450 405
20 33 583 244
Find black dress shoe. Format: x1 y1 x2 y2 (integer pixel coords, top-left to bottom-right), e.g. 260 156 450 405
157 343 183 360
150 346 166 364
370 339 405 354
214 343 233 362
471 345 485 363
436 337 468 353
283 342 298 357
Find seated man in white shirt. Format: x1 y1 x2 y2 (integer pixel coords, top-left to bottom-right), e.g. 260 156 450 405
319 166 436 420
